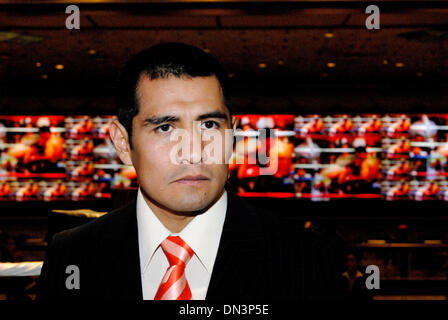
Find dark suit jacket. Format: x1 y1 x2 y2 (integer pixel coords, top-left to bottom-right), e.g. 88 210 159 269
38 184 344 300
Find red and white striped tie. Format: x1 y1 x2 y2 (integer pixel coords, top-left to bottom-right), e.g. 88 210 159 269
154 236 194 300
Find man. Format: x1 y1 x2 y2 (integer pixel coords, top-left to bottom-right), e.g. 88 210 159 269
38 42 343 300
340 252 372 301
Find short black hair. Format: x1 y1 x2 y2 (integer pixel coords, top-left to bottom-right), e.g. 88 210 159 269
345 250 362 262
115 42 234 148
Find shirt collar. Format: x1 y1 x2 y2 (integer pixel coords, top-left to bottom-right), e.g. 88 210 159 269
136 188 227 275
342 270 364 279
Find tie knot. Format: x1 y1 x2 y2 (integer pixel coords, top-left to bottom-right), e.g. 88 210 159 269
160 236 194 267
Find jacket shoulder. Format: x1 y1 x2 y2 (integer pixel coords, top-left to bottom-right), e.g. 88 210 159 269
50 200 136 248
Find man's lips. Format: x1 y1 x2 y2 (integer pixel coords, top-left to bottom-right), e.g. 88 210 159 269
174 175 210 183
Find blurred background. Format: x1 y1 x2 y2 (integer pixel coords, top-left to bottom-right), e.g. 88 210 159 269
0 0 448 300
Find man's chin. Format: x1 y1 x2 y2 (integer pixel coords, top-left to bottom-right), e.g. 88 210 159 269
168 202 210 215
168 192 215 212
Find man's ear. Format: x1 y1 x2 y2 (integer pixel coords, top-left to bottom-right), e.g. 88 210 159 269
109 120 133 166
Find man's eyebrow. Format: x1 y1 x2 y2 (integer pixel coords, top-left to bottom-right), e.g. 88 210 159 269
142 115 179 126
142 111 228 126
196 111 228 122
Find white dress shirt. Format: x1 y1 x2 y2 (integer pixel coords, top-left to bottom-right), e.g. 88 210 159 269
136 188 227 300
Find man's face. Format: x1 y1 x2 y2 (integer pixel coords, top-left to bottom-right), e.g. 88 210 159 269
346 254 357 272
111 75 236 214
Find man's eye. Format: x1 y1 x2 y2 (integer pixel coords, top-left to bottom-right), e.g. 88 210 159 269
201 121 220 130
155 124 173 133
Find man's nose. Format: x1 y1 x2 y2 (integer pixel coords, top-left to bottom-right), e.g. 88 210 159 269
179 122 203 165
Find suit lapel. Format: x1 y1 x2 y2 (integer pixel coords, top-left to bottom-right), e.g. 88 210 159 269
206 184 256 300
97 185 263 300
98 200 143 300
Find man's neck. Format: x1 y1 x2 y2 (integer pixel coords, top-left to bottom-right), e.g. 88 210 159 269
140 188 225 233
348 269 357 278
142 198 194 233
